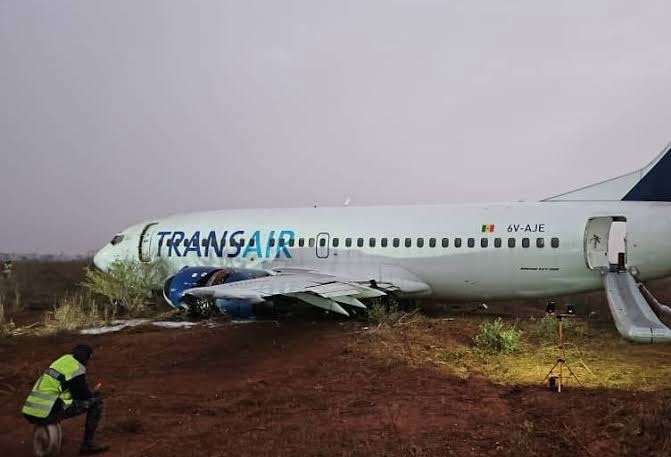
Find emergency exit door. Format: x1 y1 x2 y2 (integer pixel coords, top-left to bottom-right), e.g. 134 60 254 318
139 222 158 263
316 232 330 258
584 216 627 270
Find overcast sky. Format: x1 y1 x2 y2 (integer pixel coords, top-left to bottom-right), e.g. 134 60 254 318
2 1 671 254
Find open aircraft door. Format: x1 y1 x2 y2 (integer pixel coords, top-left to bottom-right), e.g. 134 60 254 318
139 222 158 263
584 216 627 270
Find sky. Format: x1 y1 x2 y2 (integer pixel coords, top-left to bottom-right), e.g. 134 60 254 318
2 0 671 254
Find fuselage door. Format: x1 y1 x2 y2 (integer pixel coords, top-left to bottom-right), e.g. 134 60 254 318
139 222 159 263
316 232 330 259
584 216 627 270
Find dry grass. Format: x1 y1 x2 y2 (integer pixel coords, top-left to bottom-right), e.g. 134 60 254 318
9 259 89 310
41 291 115 335
361 315 671 391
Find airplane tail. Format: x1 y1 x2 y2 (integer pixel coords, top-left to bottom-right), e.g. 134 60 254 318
544 142 671 202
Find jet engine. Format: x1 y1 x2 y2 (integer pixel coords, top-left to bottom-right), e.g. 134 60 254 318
163 267 270 318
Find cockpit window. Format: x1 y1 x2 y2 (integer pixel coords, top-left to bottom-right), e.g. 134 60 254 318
110 235 125 246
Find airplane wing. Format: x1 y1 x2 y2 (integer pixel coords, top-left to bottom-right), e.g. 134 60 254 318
182 269 427 317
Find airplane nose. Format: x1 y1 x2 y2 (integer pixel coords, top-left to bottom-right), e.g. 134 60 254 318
93 246 112 271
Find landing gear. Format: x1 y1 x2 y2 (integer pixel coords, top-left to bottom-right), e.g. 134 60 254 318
183 296 218 319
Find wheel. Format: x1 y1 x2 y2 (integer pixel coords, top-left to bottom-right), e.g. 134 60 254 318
184 296 218 318
33 423 62 457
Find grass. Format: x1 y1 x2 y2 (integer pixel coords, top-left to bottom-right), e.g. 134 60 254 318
361 314 671 391
41 291 115 334
474 318 522 354
368 300 404 325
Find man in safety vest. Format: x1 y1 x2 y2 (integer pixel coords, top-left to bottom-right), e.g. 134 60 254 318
22 344 110 454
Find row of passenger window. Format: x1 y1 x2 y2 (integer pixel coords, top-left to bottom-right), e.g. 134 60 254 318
299 237 560 249
169 236 560 249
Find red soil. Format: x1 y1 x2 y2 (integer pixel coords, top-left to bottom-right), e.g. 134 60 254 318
0 320 664 457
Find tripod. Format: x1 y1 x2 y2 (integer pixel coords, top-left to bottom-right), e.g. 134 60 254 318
543 314 583 392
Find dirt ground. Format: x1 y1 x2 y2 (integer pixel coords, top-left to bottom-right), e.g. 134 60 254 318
3 260 671 456
1 318 669 457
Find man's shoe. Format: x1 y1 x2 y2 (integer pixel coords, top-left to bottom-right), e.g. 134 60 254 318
80 441 110 454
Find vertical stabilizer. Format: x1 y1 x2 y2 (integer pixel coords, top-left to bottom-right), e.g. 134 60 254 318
544 142 671 202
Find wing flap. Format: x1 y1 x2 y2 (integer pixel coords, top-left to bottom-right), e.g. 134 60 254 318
183 271 388 315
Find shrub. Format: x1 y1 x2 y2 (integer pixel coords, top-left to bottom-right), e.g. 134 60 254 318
83 259 169 316
474 318 522 354
368 300 404 325
42 292 114 334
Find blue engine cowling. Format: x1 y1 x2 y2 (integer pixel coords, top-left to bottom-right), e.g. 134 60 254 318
163 267 270 318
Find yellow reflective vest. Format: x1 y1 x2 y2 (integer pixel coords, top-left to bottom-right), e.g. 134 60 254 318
22 354 86 419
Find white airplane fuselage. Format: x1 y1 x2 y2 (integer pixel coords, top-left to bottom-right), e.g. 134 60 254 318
93 201 671 302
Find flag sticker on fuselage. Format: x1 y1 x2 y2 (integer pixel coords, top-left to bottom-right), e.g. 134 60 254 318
481 224 495 233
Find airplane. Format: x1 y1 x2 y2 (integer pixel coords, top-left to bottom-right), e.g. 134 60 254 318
93 143 671 343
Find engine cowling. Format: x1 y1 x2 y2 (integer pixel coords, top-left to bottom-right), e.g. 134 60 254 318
163 267 270 317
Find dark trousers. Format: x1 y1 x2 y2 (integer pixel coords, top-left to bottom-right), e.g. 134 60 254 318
25 395 103 443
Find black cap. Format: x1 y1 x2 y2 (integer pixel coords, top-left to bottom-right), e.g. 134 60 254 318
72 344 93 365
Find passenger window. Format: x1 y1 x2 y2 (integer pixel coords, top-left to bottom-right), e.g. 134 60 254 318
279 238 285 247
405 238 412 248
468 238 475 248
429 238 436 248
201 239 208 247
319 238 327 247
239 239 245 247
442 238 449 248
369 238 376 247
167 239 173 247
333 238 339 248
393 238 400 248
381 238 388 248
522 238 530 248
298 238 305 247
417 238 424 248
357 238 364 247
268 239 275 247
494 238 502 248
345 238 352 247
481 238 488 248
309 238 315 248
536 238 545 248
249 238 255 247
288 238 295 247
508 238 516 248
454 238 462 248
551 237 560 248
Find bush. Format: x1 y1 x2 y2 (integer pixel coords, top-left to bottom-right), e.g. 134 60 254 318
368 300 404 325
42 292 114 334
83 259 169 316
474 318 522 354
